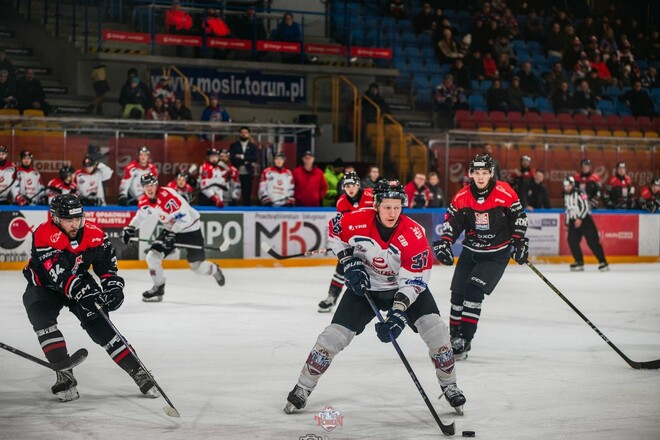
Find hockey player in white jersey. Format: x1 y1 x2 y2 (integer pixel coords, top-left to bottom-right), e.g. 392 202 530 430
258 151 294 206
73 156 113 206
199 148 228 207
284 179 465 415
0 145 16 204
118 146 158 206
121 173 226 302
12 150 45 205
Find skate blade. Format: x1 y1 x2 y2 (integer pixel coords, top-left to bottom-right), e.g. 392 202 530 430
570 267 584 272
453 405 464 415
317 307 333 313
142 296 164 303
143 387 161 398
599 267 610 272
284 402 299 414
164 406 180 418
56 387 80 402
214 271 226 286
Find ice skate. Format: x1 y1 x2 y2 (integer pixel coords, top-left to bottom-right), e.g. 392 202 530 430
598 262 610 272
570 262 584 272
142 284 164 302
51 369 79 402
131 368 160 398
451 337 471 361
284 384 311 414
213 264 226 286
318 293 339 313
441 383 466 415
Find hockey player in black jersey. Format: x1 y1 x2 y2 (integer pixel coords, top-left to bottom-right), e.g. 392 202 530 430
22 194 159 401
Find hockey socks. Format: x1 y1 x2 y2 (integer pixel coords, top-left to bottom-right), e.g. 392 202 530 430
36 324 68 364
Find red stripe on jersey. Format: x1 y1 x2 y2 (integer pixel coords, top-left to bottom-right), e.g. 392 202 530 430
330 280 343 288
64 275 76 298
43 341 66 353
113 348 131 363
462 317 479 324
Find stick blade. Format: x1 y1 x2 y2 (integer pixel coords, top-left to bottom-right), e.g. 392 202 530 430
163 406 180 417
219 239 231 252
635 359 660 370
260 241 272 254
53 348 88 371
441 420 455 436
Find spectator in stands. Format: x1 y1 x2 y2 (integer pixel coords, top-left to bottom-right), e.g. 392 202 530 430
618 40 635 66
551 80 573 114
232 6 267 41
414 2 435 35
470 17 490 55
545 22 564 58
577 15 598 44
0 49 15 83
572 79 601 115
0 69 16 109
499 8 519 39
517 61 545 97
486 79 509 112
120 76 150 119
638 178 660 213
169 96 192 120
508 155 535 208
436 28 463 64
475 2 497 25
361 165 380 189
544 61 570 96
649 29 660 61
526 169 551 210
494 35 517 67
293 150 327 207
89 63 109 116
434 74 467 128
362 83 389 125
405 173 431 208
203 8 230 38
273 12 301 42
201 94 231 122
599 28 618 56
523 9 543 42
507 76 526 113
484 19 501 55
165 0 192 34
495 53 514 82
640 67 658 90
563 37 583 73
482 51 497 79
618 64 634 89
385 0 407 21
15 68 50 115
229 126 258 206
589 51 616 86
603 162 635 210
322 158 344 207
583 35 599 60
119 68 150 116
618 80 655 117
605 51 623 83
466 50 485 82
425 172 444 208
586 69 604 99
144 97 171 121
152 76 175 109
449 58 471 91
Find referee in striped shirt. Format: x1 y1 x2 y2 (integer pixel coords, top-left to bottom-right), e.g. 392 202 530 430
563 176 609 272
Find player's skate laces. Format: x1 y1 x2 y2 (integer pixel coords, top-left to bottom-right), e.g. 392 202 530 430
213 264 225 286
598 262 610 272
318 293 338 313
131 368 160 398
440 383 466 415
451 337 471 361
142 284 164 302
284 384 311 414
52 369 79 402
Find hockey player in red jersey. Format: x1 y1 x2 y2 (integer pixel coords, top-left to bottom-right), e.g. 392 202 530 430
166 171 194 203
0 145 17 204
603 162 635 209
12 149 45 205
73 155 113 206
638 178 660 213
22 194 159 402
285 179 465 415
47 165 76 203
118 146 158 206
121 173 225 302
258 151 294 207
317 171 374 312
432 154 529 360
199 147 228 207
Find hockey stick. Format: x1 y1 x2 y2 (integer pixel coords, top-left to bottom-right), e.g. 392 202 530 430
0 342 88 371
363 291 456 436
526 262 660 370
94 304 181 417
131 237 231 253
260 242 332 260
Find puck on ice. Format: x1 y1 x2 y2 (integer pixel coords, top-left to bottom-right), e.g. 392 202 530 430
462 431 476 437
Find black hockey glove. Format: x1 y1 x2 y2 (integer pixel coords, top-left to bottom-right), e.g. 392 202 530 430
99 275 125 311
122 226 136 244
375 308 408 343
152 230 176 253
66 274 103 313
343 257 370 296
511 236 529 265
432 239 454 266
117 195 129 206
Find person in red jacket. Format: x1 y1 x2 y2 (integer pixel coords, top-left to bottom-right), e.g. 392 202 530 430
165 0 192 33
603 162 635 209
292 150 327 207
638 178 660 212
404 173 431 208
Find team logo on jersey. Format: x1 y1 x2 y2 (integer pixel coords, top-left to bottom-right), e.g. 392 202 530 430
475 212 489 230
331 214 342 235
71 255 84 274
314 406 344 432
306 348 332 375
432 346 455 374
371 257 388 270
50 231 62 243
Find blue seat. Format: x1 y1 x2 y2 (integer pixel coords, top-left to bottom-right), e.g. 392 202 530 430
616 100 632 116
457 10 472 21
444 9 456 19
404 46 420 59
512 39 527 52
408 58 426 74
597 99 615 115
605 85 621 98
523 96 535 109
636 59 649 70
426 61 441 75
420 46 435 59
651 88 660 101
416 33 432 46
536 97 552 112
401 31 417 46
527 41 542 54
429 74 443 87
413 75 431 91
416 88 434 102
469 94 486 110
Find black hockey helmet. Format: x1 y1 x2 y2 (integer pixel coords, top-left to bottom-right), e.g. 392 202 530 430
469 154 495 174
0 145 7 153
563 175 576 187
373 178 408 205
580 158 591 167
50 194 84 219
20 149 33 159
59 165 75 180
207 147 221 156
82 155 97 168
137 145 150 155
140 172 158 187
273 151 286 159
652 178 660 187
342 171 360 188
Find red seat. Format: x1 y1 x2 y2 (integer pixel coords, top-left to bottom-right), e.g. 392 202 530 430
621 115 639 131
455 109 470 123
457 120 476 130
524 112 543 129
472 111 488 123
557 113 576 130
573 113 593 130
507 111 523 123
606 114 624 131
489 111 507 123
591 114 608 130
637 116 654 133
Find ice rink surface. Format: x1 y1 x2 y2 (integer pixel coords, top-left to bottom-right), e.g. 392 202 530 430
1 263 659 440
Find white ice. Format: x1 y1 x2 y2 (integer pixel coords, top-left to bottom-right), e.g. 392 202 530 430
1 263 659 440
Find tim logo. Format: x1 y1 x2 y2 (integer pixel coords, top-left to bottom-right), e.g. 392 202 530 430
372 257 388 270
314 406 344 432
163 198 180 213
71 255 84 274
306 349 332 375
256 220 321 257
475 212 489 231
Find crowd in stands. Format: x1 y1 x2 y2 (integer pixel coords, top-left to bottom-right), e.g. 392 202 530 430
0 49 51 116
